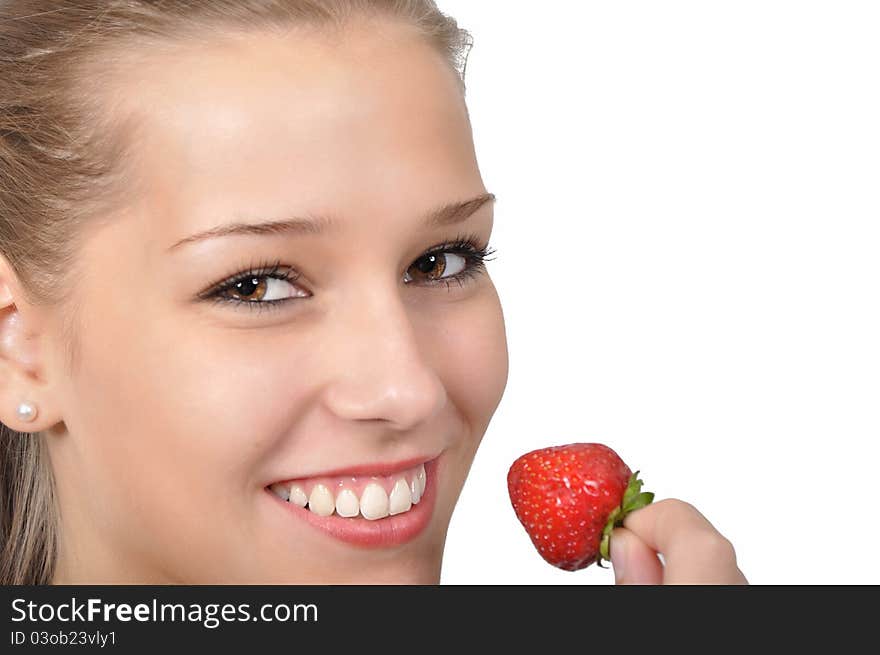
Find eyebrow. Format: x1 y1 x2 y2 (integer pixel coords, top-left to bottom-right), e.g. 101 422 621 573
167 192 496 252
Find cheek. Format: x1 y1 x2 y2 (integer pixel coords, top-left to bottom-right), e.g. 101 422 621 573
65 312 310 533
427 284 509 439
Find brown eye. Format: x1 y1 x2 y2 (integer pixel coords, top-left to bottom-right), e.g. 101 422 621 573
217 275 308 303
405 252 466 284
228 276 267 302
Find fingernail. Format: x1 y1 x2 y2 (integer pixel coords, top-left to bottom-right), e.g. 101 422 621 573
610 533 626 584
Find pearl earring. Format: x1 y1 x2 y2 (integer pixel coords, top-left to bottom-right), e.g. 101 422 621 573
16 401 37 422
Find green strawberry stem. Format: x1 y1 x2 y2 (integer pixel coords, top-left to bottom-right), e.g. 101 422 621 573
597 471 654 568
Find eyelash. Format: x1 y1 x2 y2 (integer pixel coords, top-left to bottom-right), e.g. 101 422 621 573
200 233 497 314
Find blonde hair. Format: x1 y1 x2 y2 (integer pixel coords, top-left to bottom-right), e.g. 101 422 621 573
0 0 473 584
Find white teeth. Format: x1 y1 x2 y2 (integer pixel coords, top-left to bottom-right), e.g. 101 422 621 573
389 478 413 515
289 485 308 507
308 484 335 517
276 463 429 519
416 464 427 496
359 482 389 520
335 488 360 518
410 476 421 504
270 483 290 501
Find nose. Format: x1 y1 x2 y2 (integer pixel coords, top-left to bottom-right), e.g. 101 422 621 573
321 288 448 432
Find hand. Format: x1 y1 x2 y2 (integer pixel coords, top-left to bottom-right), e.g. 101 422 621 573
609 498 748 584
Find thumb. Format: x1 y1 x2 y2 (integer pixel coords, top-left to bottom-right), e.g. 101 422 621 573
609 527 664 585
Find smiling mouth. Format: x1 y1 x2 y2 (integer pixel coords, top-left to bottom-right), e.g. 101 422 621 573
267 461 428 521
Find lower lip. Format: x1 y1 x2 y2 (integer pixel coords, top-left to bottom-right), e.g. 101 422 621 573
266 458 439 548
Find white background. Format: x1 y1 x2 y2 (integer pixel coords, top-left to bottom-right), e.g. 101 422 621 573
438 1 880 584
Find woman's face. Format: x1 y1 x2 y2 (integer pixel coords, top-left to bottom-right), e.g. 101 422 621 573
45 20 508 583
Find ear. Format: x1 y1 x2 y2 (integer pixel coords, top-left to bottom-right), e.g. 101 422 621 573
0 254 64 433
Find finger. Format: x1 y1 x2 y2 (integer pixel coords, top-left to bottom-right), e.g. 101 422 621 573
622 498 746 584
622 498 720 552
609 527 664 585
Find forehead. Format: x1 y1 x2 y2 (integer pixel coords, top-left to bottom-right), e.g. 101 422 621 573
108 19 479 239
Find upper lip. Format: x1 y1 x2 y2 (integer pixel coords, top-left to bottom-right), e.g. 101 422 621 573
272 453 439 483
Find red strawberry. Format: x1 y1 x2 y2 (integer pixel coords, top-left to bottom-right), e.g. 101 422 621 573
507 443 653 571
